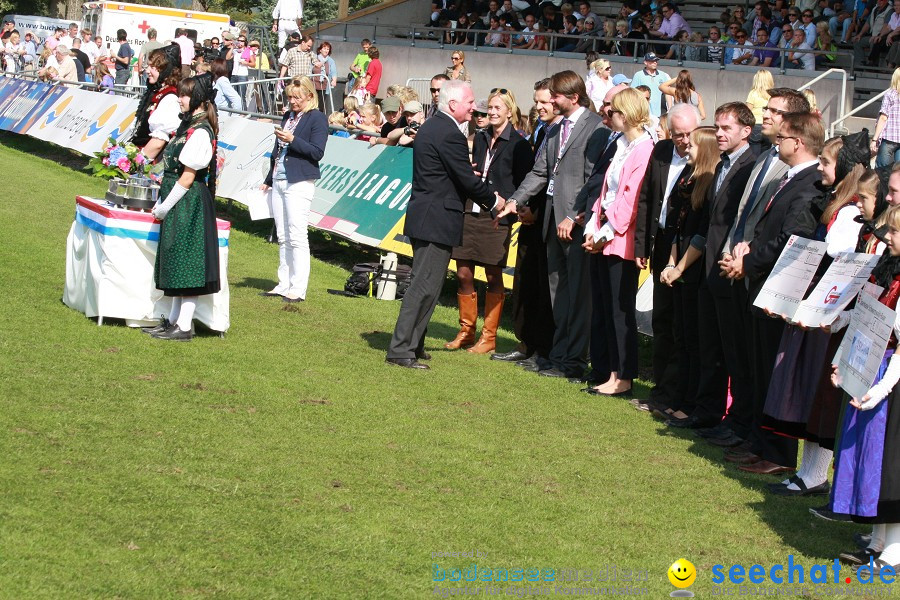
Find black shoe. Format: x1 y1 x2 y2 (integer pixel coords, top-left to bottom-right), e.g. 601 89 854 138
282 295 304 303
259 289 283 297
415 350 432 361
840 548 881 566
707 433 745 448
491 350 530 362
855 533 873 549
141 318 170 335
809 505 852 522
385 357 429 370
538 368 568 378
667 415 720 429
769 479 830 497
516 356 538 368
151 325 193 341
695 423 732 439
582 386 632 397
634 398 669 413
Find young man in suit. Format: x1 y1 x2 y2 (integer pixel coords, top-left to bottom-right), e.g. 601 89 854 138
666 102 756 429
498 71 608 379
716 89 811 460
731 110 825 475
387 80 505 369
632 103 700 410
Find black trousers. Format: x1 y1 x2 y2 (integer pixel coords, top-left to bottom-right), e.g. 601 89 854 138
750 311 799 468
510 220 554 359
546 223 592 376
388 238 451 359
593 253 639 380
648 228 679 404
671 279 700 414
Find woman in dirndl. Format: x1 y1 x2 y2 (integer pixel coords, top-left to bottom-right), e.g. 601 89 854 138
144 73 221 341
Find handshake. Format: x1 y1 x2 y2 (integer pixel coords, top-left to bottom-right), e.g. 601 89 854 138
492 194 518 228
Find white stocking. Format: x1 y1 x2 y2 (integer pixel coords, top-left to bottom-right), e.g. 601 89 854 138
877 523 900 565
870 524 886 553
168 297 183 325
786 442 831 490
176 297 197 331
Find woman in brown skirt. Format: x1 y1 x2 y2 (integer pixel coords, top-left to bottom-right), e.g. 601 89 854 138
446 88 534 353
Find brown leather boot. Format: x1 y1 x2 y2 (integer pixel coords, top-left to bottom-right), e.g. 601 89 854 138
468 291 504 354
445 292 478 349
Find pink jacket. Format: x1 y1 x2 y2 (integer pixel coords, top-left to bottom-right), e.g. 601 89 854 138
590 136 654 260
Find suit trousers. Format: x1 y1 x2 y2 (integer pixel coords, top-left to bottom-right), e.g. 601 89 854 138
648 228 679 403
750 311 799 468
593 253 639 380
388 238 452 359
671 280 700 414
546 226 591 375
510 220 555 358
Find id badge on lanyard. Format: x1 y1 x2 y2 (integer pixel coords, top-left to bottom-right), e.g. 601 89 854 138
547 155 563 197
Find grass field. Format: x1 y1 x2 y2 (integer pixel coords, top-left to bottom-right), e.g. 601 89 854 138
0 134 882 599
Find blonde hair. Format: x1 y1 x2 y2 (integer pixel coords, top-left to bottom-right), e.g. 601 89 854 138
487 88 520 126
386 83 403 97
823 164 867 224
452 49 466 64
343 96 359 114
285 76 318 112
396 86 419 104
750 70 774 100
590 58 610 74
611 87 651 130
802 89 818 113
328 111 347 126
360 101 382 121
883 204 900 231
688 127 719 210
892 67 900 93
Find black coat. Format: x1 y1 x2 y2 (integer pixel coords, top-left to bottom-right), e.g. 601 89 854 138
403 111 496 247
744 164 823 307
633 139 679 262
469 123 534 225
264 109 329 186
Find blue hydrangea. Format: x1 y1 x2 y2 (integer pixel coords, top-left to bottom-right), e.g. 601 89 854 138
108 147 128 162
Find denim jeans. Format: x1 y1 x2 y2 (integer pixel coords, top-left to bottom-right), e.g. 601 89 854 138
876 139 900 169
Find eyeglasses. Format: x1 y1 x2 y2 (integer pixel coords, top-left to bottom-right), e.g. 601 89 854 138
671 131 692 140
238 38 246 42
802 12 813 17
763 104 791 116
775 134 799 142
490 87 509 94
451 56 461 60
430 87 441 93
782 27 793 32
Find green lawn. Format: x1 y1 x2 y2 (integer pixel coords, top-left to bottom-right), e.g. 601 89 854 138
0 135 881 598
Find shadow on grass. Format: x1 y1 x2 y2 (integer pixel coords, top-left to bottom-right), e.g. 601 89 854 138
233 277 279 292
657 425 867 561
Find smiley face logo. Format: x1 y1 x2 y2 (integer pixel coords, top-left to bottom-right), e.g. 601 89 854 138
668 559 696 588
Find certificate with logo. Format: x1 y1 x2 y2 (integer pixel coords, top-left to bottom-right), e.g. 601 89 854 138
753 235 826 317
791 252 881 328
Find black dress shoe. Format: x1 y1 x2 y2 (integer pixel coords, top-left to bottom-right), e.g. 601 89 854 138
667 415 720 429
415 350 432 361
809 505 852 522
855 533 873 549
840 548 881 566
141 318 170 335
516 356 538 368
538 368 568 378
769 479 830 497
582 386 633 397
151 325 193 342
491 350 530 362
695 424 732 439
282 295 304 303
707 433 745 447
385 357 429 370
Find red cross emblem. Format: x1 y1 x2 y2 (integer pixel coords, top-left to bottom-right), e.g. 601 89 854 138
138 20 151 34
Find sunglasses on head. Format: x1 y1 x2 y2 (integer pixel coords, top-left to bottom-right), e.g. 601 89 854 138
490 87 509 95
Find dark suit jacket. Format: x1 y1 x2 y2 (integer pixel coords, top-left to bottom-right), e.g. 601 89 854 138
403 111 496 247
573 128 616 218
633 139 680 264
469 123 534 225
744 164 823 305
702 147 757 296
264 109 329 186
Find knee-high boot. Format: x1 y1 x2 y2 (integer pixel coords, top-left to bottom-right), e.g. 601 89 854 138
468 291 504 354
445 292 478 349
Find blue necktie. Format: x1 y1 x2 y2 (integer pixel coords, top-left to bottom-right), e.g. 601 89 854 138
731 149 775 246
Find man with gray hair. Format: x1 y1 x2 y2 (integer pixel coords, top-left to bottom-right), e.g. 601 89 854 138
631 101 700 413
387 80 507 369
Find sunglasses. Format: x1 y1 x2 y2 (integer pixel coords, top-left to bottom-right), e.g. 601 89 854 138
802 13 813 17
474 111 488 117
608 109 622 117
490 87 509 94
430 87 441 93
451 56 461 60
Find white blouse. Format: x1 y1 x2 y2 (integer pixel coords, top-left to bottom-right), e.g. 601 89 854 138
179 128 213 170
585 132 651 243
825 204 863 258
148 94 182 142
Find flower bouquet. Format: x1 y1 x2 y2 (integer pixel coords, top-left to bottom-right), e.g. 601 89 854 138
87 137 149 179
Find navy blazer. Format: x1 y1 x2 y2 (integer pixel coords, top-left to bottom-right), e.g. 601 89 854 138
264 109 328 186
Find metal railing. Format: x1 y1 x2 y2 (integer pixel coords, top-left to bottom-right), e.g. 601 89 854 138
798 68 849 121
829 88 887 137
405 77 432 103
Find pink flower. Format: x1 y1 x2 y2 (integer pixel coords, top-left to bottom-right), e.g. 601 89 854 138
117 158 131 171
134 153 145 165
102 158 109 166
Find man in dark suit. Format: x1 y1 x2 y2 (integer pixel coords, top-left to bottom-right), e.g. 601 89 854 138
730 111 824 474
387 80 504 369
631 102 700 407
665 102 756 429
492 78 558 366
499 70 608 379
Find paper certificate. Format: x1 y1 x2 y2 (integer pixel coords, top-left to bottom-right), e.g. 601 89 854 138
244 188 273 221
791 252 881 327
838 291 896 400
753 236 827 316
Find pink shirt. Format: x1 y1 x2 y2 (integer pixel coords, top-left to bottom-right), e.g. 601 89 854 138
174 35 194 65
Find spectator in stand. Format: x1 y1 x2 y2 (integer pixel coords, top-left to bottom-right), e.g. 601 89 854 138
626 19 650 57
732 5 749 33
577 0 599 22
751 1 782 44
349 73 370 104
364 46 382 99
659 69 707 120
612 19 629 55
729 28 755 65
750 28 780 66
513 13 538 48
487 15 505 46
249 41 269 70
3 30 24 73
454 13 474 44
313 41 337 113
828 0 854 43
347 39 371 94
231 34 254 86
867 0 900 66
800 9 819 44
356 102 383 138
778 21 795 50
814 22 838 66
212 58 243 112
81 29 101 67
872 67 900 167
685 32 707 61
631 52 669 118
586 57 613 109
445 49 471 82
21 31 37 72
785 7 801 32
114 29 134 85
280 34 314 80
558 14 580 51
853 0 890 53
540 3 563 32
45 28 62 53
706 26 726 64
59 22 78 49
787 27 817 69
650 2 691 42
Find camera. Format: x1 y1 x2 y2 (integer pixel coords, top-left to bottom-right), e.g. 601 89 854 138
403 121 420 137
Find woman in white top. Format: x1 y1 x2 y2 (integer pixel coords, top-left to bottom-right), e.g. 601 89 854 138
4 31 25 72
132 44 183 161
585 57 613 110
211 58 243 112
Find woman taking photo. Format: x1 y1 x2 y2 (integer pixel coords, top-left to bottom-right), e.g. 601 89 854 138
132 44 183 160
582 88 655 396
260 77 328 303
444 49 471 82
145 73 221 341
659 69 706 120
445 88 533 353
658 126 718 419
872 68 900 168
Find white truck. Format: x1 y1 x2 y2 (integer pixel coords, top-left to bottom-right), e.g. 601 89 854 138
81 1 231 51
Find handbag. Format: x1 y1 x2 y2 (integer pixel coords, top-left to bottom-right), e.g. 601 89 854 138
312 58 329 91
